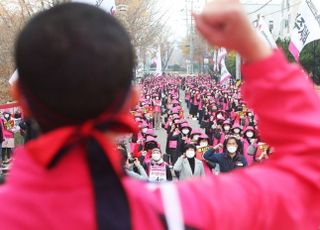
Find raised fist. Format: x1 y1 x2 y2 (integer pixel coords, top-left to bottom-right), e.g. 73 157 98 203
194 0 272 63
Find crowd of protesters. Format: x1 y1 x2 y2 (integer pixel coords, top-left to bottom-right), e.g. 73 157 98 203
121 74 272 182
0 2 319 228
0 69 273 183
0 74 272 182
0 109 25 176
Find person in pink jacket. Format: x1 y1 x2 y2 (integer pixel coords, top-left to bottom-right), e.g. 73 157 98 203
0 1 319 229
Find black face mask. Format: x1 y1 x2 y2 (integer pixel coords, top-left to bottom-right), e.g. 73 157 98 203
214 129 222 139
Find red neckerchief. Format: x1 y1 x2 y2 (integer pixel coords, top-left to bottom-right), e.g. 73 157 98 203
26 112 138 177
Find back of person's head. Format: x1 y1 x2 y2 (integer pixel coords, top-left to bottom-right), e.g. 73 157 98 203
184 144 196 152
15 3 134 132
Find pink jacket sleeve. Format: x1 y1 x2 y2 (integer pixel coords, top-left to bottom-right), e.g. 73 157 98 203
176 51 320 229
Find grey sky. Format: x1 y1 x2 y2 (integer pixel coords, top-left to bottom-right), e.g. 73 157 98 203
160 0 289 39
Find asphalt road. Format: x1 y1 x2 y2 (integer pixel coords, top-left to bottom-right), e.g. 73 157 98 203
154 90 201 154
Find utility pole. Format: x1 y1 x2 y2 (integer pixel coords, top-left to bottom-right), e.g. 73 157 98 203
280 0 291 38
286 0 291 36
281 0 285 38
185 0 190 74
189 0 194 74
236 53 241 81
204 0 208 74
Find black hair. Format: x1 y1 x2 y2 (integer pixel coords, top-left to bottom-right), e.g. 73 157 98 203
180 126 192 137
244 129 256 143
184 144 196 152
197 137 208 146
16 5 135 229
223 136 243 155
144 141 158 151
14 111 22 119
15 3 134 132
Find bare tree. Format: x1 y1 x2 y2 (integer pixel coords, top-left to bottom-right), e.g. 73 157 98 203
180 32 211 73
159 28 175 72
0 0 68 103
116 0 173 72
116 0 168 49
0 0 172 103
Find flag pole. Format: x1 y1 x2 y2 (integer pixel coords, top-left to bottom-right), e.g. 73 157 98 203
313 41 316 84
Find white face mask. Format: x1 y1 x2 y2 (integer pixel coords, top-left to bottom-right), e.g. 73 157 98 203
233 128 241 134
182 129 190 135
186 150 195 158
142 128 148 133
193 135 200 141
199 141 208 147
211 124 216 129
152 153 161 161
224 126 230 131
246 131 254 138
217 114 223 119
227 146 237 153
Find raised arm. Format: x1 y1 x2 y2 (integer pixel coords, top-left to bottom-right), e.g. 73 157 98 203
242 51 320 156
174 1 320 229
203 148 220 163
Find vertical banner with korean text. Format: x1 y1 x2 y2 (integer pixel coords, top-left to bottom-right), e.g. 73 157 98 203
289 0 320 61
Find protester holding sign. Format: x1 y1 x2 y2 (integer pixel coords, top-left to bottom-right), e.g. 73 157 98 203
144 148 172 182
